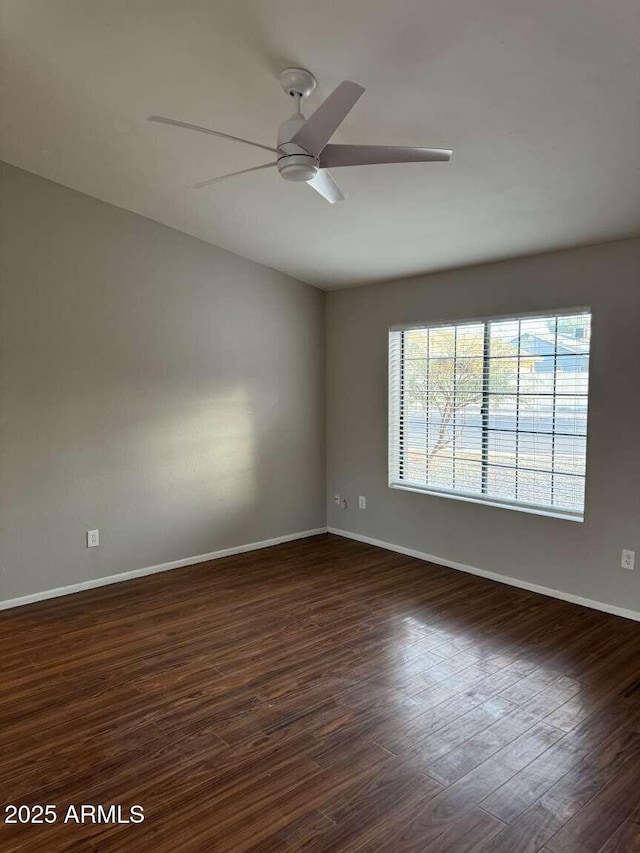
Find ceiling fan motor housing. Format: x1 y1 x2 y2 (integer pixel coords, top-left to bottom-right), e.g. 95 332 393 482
277 114 319 182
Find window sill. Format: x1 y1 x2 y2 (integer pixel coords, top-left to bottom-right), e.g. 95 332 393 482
388 480 584 523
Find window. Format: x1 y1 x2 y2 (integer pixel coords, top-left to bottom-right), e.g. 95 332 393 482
389 309 591 521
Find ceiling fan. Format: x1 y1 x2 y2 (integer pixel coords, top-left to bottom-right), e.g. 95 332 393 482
149 68 452 204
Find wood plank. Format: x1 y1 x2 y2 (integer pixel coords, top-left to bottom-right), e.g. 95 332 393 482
481 703 640 823
546 757 640 853
595 806 640 852
479 725 640 853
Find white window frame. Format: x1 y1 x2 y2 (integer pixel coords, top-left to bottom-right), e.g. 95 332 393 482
388 307 592 522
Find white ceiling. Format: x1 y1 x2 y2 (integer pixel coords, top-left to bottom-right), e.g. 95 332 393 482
2 0 639 289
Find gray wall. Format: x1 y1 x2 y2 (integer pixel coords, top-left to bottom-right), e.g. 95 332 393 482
0 163 325 603
327 239 640 612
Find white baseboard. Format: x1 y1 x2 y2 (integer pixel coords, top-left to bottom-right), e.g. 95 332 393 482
328 527 640 624
0 527 328 613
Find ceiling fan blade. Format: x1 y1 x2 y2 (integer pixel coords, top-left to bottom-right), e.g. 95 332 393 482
191 162 276 189
306 169 345 204
148 116 278 154
289 81 365 156
320 144 453 168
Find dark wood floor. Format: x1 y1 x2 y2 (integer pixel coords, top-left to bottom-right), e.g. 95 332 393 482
1 534 640 852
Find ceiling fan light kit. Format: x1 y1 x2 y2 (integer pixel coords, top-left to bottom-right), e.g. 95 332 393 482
149 68 452 204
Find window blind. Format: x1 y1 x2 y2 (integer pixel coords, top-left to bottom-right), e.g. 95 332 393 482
389 309 592 520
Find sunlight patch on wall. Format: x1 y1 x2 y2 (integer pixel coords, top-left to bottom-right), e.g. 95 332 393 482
140 384 259 513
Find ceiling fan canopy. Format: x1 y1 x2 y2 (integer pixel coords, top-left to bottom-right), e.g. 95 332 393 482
149 68 452 204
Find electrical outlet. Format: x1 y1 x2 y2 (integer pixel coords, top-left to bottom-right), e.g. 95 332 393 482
358 495 366 510
87 529 100 548
622 549 635 570
333 494 341 506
